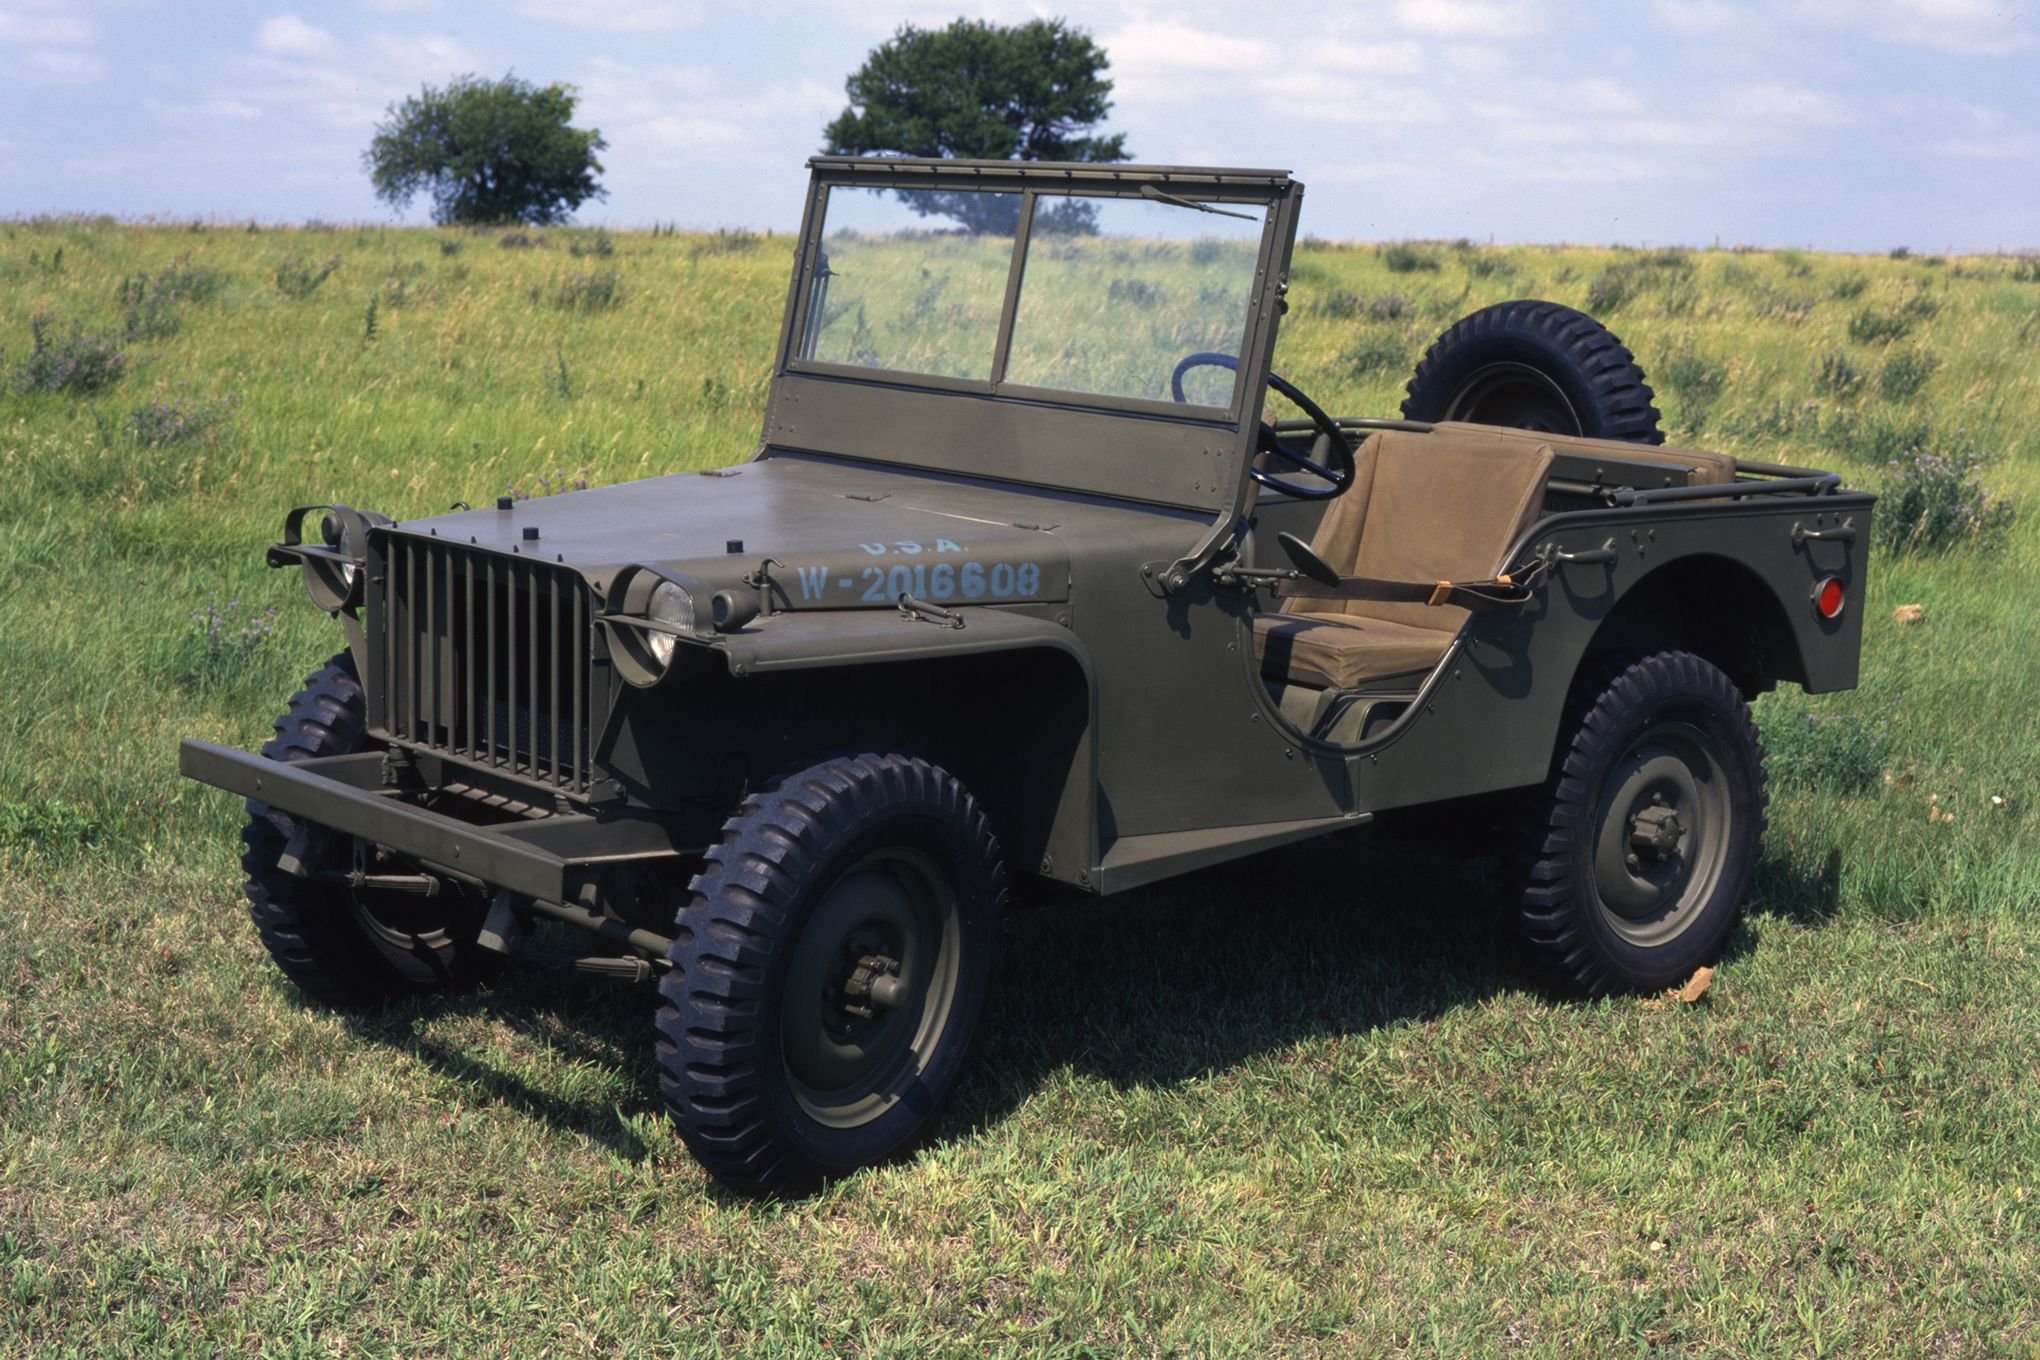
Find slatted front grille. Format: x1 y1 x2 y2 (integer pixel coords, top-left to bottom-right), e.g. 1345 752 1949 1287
370 535 598 795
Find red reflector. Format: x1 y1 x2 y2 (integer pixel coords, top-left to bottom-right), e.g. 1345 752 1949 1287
1813 577 1846 620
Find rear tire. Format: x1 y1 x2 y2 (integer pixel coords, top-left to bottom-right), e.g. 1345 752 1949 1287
1402 299 1665 444
241 652 501 1007
1517 651 1765 994
656 752 1005 1197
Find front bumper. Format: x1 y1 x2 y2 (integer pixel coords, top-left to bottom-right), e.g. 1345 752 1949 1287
179 740 691 905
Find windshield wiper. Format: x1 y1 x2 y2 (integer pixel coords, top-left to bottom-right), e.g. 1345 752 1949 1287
1138 184 1258 221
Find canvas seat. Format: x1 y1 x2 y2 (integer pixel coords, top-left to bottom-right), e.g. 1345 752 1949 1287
1252 428 1555 691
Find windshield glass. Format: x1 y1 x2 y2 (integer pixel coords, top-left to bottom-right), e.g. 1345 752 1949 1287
799 185 1018 381
1005 195 1266 407
795 183 1268 408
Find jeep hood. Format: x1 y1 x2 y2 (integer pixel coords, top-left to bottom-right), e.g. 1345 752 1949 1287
389 455 1081 608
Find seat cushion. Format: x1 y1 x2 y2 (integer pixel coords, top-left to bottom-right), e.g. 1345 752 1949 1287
1253 612 1456 690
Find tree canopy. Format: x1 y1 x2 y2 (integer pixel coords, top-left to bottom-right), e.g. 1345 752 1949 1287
822 18 1129 233
365 75 607 227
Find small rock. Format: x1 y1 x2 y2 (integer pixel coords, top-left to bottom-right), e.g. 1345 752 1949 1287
1893 603 1925 625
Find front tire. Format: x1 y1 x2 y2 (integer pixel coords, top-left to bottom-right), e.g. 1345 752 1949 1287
241 652 501 1007
656 753 1006 1196
1517 651 1766 994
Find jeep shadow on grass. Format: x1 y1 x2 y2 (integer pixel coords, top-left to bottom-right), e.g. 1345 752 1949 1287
183 157 1873 1196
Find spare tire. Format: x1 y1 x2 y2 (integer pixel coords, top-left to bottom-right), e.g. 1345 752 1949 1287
1401 299 1664 445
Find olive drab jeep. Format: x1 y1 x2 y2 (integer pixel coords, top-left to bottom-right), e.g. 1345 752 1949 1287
182 158 1872 1195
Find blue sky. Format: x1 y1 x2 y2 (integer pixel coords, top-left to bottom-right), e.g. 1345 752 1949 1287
1 1 2035 250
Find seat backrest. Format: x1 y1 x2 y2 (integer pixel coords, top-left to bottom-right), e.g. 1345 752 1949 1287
1431 420 1737 485
1287 429 1554 631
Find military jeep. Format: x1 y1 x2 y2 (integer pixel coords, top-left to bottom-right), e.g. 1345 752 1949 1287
181 158 1872 1194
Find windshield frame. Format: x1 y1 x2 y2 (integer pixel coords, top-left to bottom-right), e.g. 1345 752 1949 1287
764 157 1301 513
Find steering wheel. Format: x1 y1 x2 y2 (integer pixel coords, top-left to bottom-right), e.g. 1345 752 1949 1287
1169 351 1355 500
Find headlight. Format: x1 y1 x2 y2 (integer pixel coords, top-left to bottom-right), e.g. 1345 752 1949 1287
646 581 692 667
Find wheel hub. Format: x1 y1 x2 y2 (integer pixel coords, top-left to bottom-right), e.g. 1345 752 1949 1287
1627 798 1686 860
1589 722 1732 947
833 948 906 1022
780 849 963 1129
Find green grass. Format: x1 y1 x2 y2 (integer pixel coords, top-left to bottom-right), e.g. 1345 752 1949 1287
3 219 2038 1356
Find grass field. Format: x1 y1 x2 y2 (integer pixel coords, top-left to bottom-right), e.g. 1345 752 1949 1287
2 217 2037 1356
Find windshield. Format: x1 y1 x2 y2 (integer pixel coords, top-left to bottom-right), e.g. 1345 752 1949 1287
796 183 1268 410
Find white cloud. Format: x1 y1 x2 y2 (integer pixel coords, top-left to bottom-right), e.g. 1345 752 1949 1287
512 0 704 31
0 9 91 44
257 15 342 60
1393 0 1544 39
13 45 102 81
1791 0 2032 54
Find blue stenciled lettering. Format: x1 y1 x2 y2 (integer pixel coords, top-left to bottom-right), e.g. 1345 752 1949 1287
990 563 1016 597
796 565 829 600
860 566 887 601
935 539 963 554
859 543 887 556
960 562 986 598
1016 562 1041 596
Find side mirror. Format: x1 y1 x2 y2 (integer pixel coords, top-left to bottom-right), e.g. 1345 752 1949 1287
1277 531 1341 587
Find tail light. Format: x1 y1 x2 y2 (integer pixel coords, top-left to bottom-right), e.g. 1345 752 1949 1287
1812 576 1846 620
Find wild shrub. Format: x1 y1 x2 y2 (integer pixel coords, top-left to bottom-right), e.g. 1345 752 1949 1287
568 229 615 259
380 261 438 307
498 231 544 250
1814 349 1864 397
1461 251 1512 279
439 236 464 257
1889 245 1912 260
1106 277 1161 307
1378 242 1440 274
1847 290 1936 344
1660 346 1724 425
1874 446 2017 554
118 275 180 340
175 594 279 689
1368 293 1409 321
689 228 762 258
1762 709 1888 794
1342 335 1408 376
1877 348 1940 402
1774 248 1814 278
544 346 573 400
0 798 98 860
1829 273 1868 301
128 388 238 447
15 315 126 393
151 254 223 303
1584 267 1636 313
2008 256 2040 283
274 253 341 299
1312 290 1362 320
548 268 625 311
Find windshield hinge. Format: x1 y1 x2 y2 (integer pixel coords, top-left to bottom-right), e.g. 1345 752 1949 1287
1138 184 1258 221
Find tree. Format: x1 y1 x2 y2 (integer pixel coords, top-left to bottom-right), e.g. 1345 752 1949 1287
823 18 1129 234
365 74 606 226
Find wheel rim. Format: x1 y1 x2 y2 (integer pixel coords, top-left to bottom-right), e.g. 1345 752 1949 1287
1441 361 1583 434
1588 721 1732 948
781 847 962 1129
